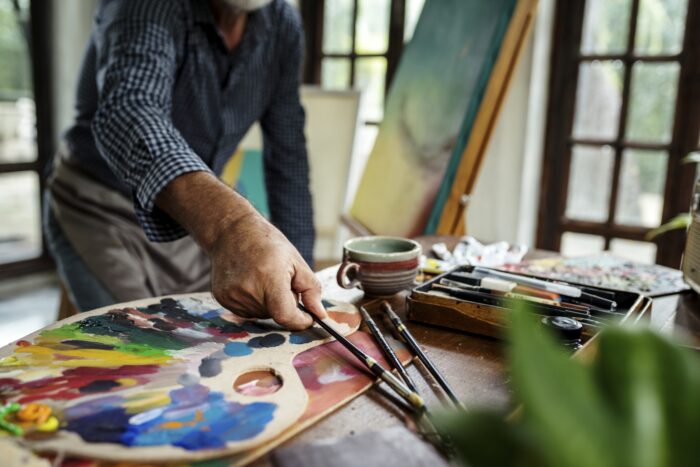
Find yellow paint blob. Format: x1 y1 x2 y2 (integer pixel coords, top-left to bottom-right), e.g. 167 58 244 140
36 416 59 432
0 356 19 367
116 378 138 387
122 392 172 414
14 346 170 368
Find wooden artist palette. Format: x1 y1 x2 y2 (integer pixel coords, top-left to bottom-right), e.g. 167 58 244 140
0 294 365 462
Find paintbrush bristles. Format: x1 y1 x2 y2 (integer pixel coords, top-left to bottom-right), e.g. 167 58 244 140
381 301 467 412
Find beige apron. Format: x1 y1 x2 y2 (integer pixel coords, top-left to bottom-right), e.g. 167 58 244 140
48 151 211 303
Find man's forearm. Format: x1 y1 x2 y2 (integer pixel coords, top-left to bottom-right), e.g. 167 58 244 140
155 171 259 253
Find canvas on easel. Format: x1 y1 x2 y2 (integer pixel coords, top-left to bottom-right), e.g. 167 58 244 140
348 0 538 237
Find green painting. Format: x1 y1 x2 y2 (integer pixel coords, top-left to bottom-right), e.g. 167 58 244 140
350 0 517 236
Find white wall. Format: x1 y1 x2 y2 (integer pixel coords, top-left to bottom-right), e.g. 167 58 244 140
466 0 555 247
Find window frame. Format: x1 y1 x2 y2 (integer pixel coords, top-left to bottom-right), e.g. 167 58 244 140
0 0 55 280
300 0 410 126
537 0 700 267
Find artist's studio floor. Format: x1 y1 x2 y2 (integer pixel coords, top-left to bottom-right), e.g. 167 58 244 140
0 273 59 347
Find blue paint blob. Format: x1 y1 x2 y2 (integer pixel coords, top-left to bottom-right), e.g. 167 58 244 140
202 310 220 320
65 406 130 444
289 328 328 344
213 402 277 441
248 333 285 348
224 341 253 357
65 384 277 450
198 357 222 377
321 299 334 309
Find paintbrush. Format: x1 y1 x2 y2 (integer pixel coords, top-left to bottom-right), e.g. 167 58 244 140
297 303 425 412
439 278 591 313
473 267 618 310
430 284 608 327
359 306 418 392
380 301 467 411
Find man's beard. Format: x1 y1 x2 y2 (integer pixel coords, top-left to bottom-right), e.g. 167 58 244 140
219 0 273 11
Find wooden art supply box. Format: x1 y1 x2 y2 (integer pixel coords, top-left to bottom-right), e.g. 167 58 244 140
406 266 652 346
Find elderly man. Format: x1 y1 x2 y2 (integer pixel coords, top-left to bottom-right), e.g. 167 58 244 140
44 0 326 329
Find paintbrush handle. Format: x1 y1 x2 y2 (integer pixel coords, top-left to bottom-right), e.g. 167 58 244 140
381 302 466 411
360 306 418 392
299 304 425 410
474 267 582 298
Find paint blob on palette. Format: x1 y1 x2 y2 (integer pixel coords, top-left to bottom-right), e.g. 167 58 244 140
0 294 360 462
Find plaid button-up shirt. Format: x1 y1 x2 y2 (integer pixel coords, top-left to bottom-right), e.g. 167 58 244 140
63 0 314 262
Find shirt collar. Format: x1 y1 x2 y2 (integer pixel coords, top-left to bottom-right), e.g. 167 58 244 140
192 1 273 34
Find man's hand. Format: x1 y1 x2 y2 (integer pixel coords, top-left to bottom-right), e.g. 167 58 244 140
156 171 326 330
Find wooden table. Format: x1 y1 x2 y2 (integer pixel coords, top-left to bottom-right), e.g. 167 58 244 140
253 240 700 465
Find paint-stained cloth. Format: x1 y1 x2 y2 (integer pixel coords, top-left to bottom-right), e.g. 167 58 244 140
56 0 314 262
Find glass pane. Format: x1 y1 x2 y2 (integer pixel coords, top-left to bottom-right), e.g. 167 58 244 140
635 0 688 55
572 61 624 140
565 145 615 222
404 0 426 42
355 57 387 122
580 0 632 54
615 149 668 227
609 238 658 264
321 58 351 90
0 0 36 163
0 171 41 264
355 0 390 54
625 62 680 143
323 0 353 54
561 232 606 256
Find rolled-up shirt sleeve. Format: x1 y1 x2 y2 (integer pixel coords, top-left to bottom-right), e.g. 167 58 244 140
261 6 315 264
91 0 211 242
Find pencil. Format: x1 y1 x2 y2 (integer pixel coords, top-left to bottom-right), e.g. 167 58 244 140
380 301 467 411
298 303 425 411
359 306 418 392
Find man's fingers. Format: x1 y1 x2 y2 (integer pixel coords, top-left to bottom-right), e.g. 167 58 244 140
292 265 327 320
265 280 313 331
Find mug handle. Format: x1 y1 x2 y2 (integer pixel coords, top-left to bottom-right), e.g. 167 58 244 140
336 260 361 289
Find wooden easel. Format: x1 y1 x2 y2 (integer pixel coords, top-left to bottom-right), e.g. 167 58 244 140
435 0 539 236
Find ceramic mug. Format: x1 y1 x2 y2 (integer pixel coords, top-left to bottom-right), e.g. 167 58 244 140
336 236 422 296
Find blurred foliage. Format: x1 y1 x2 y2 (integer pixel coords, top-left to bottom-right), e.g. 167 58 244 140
645 213 691 240
0 0 31 97
437 305 700 467
681 152 700 165
644 155 698 239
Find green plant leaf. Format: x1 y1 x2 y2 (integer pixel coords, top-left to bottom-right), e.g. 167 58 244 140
681 151 700 164
436 409 537 467
433 303 700 467
593 327 700 467
507 304 620 467
645 214 691 240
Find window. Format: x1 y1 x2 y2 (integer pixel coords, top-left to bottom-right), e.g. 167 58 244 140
300 0 425 154
538 0 700 267
0 0 53 278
